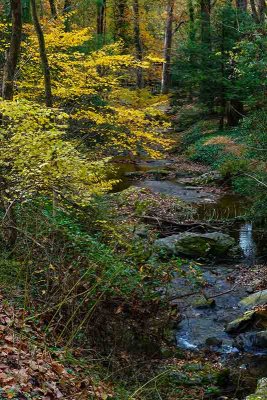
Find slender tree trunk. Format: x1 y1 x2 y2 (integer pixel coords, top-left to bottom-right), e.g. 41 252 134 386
97 0 106 35
2 0 22 99
48 0 57 19
199 0 212 108
226 0 245 126
1 0 22 249
30 0 53 107
161 0 175 94
187 0 195 100
219 16 225 130
250 0 260 22
132 0 144 89
258 0 266 23
200 0 211 48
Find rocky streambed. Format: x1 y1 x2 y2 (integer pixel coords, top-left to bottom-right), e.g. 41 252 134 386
113 157 267 398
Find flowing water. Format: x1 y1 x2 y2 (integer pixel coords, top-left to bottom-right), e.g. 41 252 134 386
114 159 267 394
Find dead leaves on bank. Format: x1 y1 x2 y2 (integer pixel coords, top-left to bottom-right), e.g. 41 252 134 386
0 298 113 399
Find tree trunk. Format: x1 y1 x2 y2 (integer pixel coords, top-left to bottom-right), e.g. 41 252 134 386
132 0 144 89
97 0 106 35
1 0 22 249
226 100 244 126
48 0 57 19
2 0 22 100
199 0 212 108
30 0 53 107
161 0 175 94
250 0 260 22
258 0 266 23
236 0 247 11
226 0 246 126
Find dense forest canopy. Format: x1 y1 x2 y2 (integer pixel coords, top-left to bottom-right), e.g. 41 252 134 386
0 0 266 398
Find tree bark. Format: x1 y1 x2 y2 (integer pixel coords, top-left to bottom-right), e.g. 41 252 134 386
250 0 260 22
132 0 144 89
161 0 175 94
48 0 57 19
30 0 53 107
1 0 22 249
97 0 106 35
258 0 266 23
2 0 22 100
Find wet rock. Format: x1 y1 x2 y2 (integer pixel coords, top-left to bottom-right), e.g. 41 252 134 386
225 311 256 334
193 297 216 309
154 232 236 258
239 289 267 309
206 337 223 347
246 377 267 399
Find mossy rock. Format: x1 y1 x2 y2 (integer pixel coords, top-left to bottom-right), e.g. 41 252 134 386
193 297 216 309
154 232 236 259
239 289 267 309
225 311 256 334
246 378 267 399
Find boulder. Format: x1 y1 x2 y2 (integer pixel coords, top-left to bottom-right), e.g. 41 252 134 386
226 308 267 334
154 232 236 258
246 378 267 399
225 311 256 334
239 289 267 309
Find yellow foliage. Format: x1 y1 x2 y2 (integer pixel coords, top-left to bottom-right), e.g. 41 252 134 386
17 20 171 157
0 100 115 205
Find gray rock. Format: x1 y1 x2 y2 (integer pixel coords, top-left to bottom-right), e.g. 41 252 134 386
154 232 236 258
239 289 267 308
246 377 267 399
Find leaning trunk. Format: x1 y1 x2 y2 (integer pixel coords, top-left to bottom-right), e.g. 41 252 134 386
133 0 144 89
30 0 53 107
161 0 175 94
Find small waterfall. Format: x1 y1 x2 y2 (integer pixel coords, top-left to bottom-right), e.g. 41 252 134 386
239 222 256 264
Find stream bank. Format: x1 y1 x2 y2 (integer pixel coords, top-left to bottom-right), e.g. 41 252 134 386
112 156 267 398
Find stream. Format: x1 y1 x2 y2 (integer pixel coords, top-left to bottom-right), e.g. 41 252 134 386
113 158 267 395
